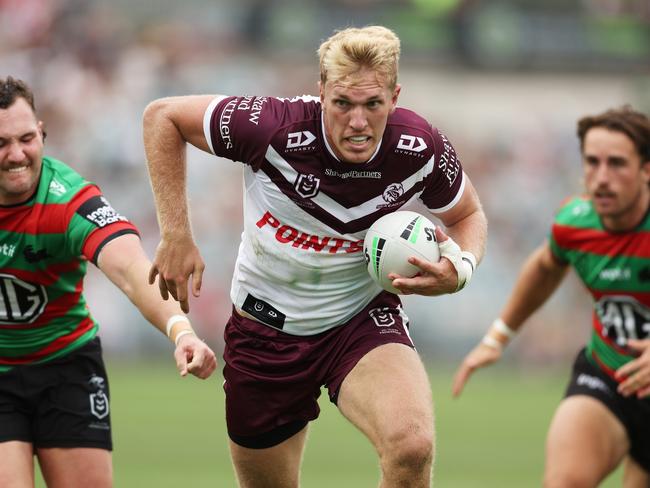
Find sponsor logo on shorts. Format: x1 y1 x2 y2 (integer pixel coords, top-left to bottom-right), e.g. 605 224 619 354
294 173 320 198
77 196 128 228
0 273 47 324
242 293 286 329
576 373 611 395
256 211 363 254
88 374 109 420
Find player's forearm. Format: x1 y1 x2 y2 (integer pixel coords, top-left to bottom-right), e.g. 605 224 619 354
444 206 487 264
499 245 568 331
143 98 193 239
121 256 194 342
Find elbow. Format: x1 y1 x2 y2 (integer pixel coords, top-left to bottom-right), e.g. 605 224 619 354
143 97 172 128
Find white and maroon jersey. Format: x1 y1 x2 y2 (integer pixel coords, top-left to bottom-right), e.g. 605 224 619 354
203 95 465 335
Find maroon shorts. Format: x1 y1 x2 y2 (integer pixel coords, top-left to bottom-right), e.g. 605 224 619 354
222 291 414 448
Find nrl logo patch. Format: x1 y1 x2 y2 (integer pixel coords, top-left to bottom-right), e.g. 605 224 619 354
88 375 109 420
294 173 320 198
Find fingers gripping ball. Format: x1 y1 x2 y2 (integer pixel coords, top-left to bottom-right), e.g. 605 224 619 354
364 211 440 294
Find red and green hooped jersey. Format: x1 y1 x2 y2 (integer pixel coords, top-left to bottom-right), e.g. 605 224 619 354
549 196 650 379
0 157 138 372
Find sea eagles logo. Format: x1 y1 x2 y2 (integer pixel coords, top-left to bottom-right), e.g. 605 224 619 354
369 307 396 327
382 183 404 203
294 173 320 198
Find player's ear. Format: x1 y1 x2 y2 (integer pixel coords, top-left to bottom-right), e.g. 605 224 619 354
319 81 324 104
390 84 401 113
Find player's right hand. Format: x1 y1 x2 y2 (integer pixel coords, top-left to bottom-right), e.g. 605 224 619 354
149 235 205 313
174 333 217 379
451 341 503 398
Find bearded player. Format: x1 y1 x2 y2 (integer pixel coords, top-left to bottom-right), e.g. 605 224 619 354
0 77 216 487
453 106 650 487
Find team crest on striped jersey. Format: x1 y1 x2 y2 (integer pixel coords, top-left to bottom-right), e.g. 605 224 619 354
294 173 320 198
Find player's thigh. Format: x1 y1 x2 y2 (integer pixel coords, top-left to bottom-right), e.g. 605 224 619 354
545 395 628 485
0 441 35 488
337 343 433 450
229 426 308 488
622 456 650 488
36 447 112 488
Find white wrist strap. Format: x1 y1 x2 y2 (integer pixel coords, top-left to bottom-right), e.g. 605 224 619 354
438 238 477 292
166 315 190 338
481 335 503 350
492 318 516 339
174 329 195 346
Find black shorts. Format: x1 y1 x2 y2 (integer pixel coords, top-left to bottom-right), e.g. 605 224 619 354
0 337 112 450
565 348 650 471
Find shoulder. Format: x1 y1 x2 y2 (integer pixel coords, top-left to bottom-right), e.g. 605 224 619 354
553 195 597 227
39 157 94 204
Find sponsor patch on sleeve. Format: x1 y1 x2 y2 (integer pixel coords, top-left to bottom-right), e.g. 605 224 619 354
77 196 128 228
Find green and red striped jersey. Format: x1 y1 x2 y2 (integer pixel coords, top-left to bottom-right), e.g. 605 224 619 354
0 157 138 372
549 196 650 379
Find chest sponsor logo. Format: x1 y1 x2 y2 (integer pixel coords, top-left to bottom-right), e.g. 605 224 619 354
324 168 381 179
0 273 47 324
599 267 631 281
77 196 128 228
294 173 320 198
0 244 16 258
256 211 363 254
287 131 316 150
596 296 650 345
396 134 427 154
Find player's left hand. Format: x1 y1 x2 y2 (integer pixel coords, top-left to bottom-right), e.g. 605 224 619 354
389 227 460 296
615 339 650 398
174 334 217 379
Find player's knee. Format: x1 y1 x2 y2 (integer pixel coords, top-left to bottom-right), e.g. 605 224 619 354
380 426 434 474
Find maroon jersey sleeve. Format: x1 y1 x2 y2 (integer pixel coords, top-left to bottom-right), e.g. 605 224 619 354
205 96 317 170
419 128 464 211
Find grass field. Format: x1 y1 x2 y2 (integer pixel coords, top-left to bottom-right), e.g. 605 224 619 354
35 359 623 487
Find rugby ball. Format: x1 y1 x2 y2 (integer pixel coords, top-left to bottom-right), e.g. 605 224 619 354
364 211 440 294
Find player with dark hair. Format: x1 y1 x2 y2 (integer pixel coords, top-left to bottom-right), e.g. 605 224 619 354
453 106 650 487
0 76 217 487
143 25 487 486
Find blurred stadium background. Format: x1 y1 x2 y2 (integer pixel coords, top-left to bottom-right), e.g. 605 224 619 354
2 0 649 486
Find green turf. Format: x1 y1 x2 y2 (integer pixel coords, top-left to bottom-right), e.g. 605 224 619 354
34 360 623 487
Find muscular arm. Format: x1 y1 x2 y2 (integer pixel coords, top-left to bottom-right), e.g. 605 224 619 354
498 241 569 331
390 175 488 295
452 241 569 396
434 176 487 264
97 234 217 378
142 95 220 311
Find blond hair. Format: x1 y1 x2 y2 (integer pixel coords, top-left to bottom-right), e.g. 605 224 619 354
318 26 400 89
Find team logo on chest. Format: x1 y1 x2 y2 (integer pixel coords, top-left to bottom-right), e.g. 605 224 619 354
294 173 321 198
